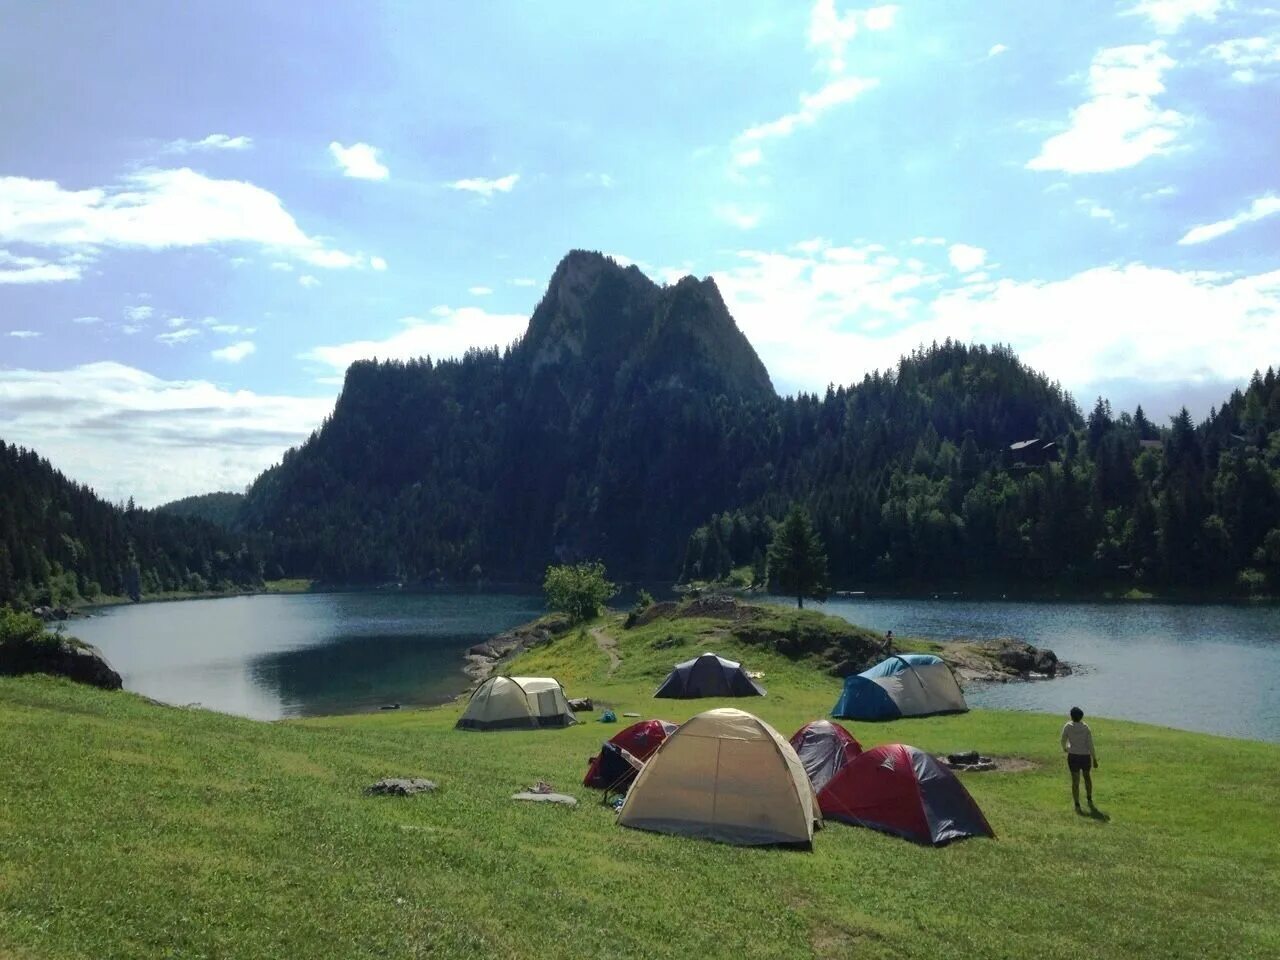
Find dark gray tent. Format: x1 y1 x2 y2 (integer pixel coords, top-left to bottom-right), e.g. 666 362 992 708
653 652 765 699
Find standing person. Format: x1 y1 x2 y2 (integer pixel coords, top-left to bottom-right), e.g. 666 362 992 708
884 629 894 653
1060 706 1098 812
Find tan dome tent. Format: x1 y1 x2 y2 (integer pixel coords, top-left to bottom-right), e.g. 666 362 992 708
618 707 819 847
455 676 577 731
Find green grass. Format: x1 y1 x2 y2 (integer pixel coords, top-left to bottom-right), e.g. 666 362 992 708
1 608 1278 959
261 578 316 594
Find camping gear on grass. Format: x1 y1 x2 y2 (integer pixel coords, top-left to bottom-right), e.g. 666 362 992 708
817 743 994 845
653 652 765 699
789 719 862 792
831 654 967 721
455 676 577 731
584 719 679 790
618 707 818 847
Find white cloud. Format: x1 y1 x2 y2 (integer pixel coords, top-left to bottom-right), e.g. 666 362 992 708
269 261 294 272
1125 0 1227 33
448 174 520 197
739 76 879 145
1027 43 1185 174
124 305 154 323
0 168 370 271
164 134 253 153
328 141 389 180
1077 199 1117 221
715 204 763 230
7 330 41 339
585 172 615 188
166 317 191 328
1178 194 1280 244
156 328 200 346
298 275 320 288
468 285 493 296
0 249 82 283
808 1 898 74
711 243 1280 402
207 323 250 335
731 75 878 168
1143 185 1178 200
370 256 387 271
947 243 987 272
511 277 537 287
212 341 256 363
1206 36 1280 83
301 307 527 373
988 44 1008 58
0 361 333 505
71 315 101 324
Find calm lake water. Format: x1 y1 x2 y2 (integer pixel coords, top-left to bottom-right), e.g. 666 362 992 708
74 592 1280 742
802 597 1280 743
74 592 541 721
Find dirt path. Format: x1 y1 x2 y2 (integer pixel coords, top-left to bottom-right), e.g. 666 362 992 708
591 626 622 675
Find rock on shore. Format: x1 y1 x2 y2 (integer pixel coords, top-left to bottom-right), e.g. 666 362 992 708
463 613 573 682
940 638 1070 685
0 635 123 690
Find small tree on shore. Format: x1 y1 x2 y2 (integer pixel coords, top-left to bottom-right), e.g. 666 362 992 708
543 561 617 624
767 506 830 609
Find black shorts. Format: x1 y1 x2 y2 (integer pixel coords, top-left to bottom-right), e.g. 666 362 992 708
1067 753 1093 773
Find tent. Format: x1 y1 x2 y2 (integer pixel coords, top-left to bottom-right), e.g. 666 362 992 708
817 743 994 845
583 719 679 790
455 675 577 731
653 652 765 699
831 654 967 721
618 707 819 847
789 719 862 792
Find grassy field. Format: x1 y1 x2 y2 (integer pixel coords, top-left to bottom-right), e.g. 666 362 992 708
1 607 1278 959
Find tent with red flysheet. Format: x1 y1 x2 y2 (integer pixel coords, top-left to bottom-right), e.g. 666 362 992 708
789 719 863 792
583 719 679 790
817 743 994 846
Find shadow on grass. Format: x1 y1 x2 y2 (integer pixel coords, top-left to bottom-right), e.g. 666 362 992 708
1076 805 1111 823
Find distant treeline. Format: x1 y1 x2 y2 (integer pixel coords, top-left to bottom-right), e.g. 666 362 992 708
0 442 263 607
681 356 1280 596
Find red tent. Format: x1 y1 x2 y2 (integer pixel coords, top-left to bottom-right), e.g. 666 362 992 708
789 720 862 792
583 719 679 789
817 743 995 845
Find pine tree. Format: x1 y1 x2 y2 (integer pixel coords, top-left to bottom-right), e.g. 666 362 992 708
767 506 829 609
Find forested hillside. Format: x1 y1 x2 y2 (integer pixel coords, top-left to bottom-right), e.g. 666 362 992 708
682 361 1280 595
237 249 1280 596
0 443 263 606
156 492 246 530
11 250 1275 601
241 250 779 581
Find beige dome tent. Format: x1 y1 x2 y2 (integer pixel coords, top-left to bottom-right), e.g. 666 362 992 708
617 707 819 846
455 676 577 731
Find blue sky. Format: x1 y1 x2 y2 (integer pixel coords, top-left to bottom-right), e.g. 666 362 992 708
2 0 1278 504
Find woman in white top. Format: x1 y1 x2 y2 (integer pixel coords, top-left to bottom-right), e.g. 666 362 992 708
1060 706 1098 813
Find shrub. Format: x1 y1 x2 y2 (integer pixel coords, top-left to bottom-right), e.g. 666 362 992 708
543 561 617 624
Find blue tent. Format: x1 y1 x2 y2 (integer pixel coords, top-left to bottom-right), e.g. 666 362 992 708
832 654 968 721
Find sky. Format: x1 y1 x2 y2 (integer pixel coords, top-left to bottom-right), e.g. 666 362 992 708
2 0 1279 505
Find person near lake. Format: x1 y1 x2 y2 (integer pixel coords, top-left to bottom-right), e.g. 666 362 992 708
1060 706 1098 812
884 629 894 653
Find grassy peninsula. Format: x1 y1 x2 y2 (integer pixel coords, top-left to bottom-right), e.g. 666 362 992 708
1 604 1277 960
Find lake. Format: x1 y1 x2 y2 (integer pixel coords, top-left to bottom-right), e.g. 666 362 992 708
803 596 1280 743
73 592 542 721
73 592 1280 742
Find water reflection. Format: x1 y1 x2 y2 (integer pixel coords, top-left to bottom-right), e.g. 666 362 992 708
74 591 542 720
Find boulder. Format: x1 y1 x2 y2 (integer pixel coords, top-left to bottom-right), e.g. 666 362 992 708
568 697 593 712
365 778 438 796
0 636 122 691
